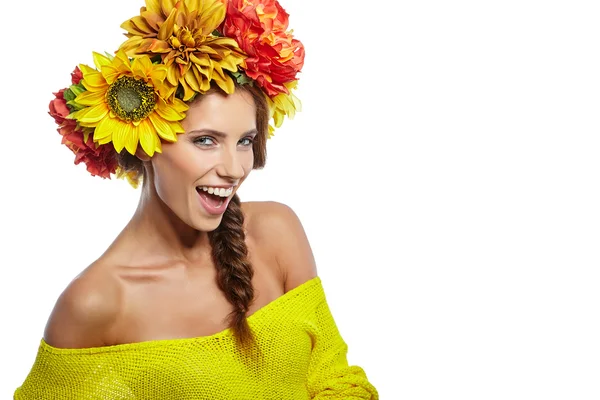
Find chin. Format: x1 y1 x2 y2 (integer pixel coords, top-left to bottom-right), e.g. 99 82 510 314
190 215 224 233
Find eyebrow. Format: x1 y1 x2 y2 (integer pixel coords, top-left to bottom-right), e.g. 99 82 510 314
188 128 258 138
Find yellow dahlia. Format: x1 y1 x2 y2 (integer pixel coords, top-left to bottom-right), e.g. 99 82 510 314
69 50 189 157
119 0 246 101
267 80 301 137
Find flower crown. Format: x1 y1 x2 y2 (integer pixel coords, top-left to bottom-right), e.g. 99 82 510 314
48 0 304 187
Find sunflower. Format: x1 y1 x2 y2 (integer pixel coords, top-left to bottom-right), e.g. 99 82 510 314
68 50 189 157
119 0 246 101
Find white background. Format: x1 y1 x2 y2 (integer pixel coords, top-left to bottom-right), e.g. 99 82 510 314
1 0 599 399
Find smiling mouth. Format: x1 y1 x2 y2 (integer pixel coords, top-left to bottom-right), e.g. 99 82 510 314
196 187 231 208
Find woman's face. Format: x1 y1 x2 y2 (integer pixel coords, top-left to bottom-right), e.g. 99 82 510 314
147 89 258 232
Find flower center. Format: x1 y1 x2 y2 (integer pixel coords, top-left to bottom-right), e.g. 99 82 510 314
107 76 156 121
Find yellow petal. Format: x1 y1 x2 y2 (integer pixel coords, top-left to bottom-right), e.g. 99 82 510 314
121 15 153 36
79 63 96 76
190 53 212 67
197 0 225 33
157 6 177 40
180 79 196 101
138 118 159 157
82 71 107 90
119 37 145 56
124 123 139 155
92 52 112 70
160 0 177 17
74 89 106 106
114 49 131 66
146 0 162 14
131 57 150 80
155 99 185 121
149 112 177 142
73 103 109 124
166 64 178 86
149 65 167 84
183 69 200 92
101 65 122 85
93 116 114 142
172 97 189 113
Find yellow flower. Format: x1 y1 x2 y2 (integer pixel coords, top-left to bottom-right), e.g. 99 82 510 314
116 166 141 188
267 81 301 138
119 0 246 101
69 50 189 157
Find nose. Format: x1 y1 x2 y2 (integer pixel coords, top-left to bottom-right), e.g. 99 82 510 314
216 146 246 180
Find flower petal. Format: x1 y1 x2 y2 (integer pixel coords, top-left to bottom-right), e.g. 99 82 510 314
149 112 178 142
138 118 160 157
123 123 139 155
93 116 114 142
74 90 106 106
72 103 109 124
93 52 112 70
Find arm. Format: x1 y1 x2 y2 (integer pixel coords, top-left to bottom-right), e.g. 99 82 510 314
259 201 378 399
305 298 379 399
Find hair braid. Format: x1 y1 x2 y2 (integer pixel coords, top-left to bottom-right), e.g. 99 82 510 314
208 193 255 346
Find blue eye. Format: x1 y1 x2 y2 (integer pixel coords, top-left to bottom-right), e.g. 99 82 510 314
194 136 215 146
193 136 254 147
240 137 254 146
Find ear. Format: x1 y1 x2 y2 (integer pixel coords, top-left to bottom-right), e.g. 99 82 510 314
135 146 151 161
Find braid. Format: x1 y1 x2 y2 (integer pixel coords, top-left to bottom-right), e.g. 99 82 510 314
208 193 255 347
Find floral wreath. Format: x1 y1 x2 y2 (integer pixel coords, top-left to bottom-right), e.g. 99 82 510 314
49 0 304 187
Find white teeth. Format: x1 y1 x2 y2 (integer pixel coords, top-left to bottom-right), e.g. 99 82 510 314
198 186 233 197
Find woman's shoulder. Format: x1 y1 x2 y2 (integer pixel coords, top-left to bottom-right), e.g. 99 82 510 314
43 260 122 349
241 200 318 292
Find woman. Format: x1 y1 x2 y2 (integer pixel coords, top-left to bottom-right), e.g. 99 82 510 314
15 0 378 398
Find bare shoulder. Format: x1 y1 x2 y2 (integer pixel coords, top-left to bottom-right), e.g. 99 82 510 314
43 261 122 349
242 201 318 292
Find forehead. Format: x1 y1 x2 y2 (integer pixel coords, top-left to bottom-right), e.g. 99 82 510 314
181 90 257 135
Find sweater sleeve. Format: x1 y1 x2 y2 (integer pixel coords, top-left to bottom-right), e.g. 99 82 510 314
14 341 135 400
305 298 379 400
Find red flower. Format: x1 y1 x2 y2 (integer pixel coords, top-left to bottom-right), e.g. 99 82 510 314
49 89 70 125
221 0 304 97
48 65 118 179
59 124 118 179
71 66 83 85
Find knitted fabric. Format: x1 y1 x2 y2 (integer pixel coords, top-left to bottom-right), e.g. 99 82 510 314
14 277 378 399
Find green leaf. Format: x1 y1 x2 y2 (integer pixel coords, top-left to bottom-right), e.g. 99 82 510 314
66 100 85 111
63 88 76 102
70 83 86 96
231 71 253 86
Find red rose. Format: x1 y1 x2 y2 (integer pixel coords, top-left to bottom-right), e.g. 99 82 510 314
49 89 71 125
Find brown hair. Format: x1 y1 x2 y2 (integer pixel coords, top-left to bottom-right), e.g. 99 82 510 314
117 83 269 347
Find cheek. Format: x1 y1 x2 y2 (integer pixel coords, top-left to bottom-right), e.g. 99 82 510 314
151 157 198 201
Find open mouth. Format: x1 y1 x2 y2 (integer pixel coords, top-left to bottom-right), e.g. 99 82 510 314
196 187 232 209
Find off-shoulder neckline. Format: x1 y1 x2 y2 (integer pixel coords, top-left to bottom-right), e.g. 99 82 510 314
40 276 321 354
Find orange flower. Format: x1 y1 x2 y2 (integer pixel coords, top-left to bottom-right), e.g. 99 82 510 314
119 0 245 100
221 0 304 97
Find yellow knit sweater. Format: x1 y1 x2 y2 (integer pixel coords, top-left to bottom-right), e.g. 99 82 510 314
14 277 378 399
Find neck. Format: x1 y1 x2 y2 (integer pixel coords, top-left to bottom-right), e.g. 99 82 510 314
116 179 212 265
